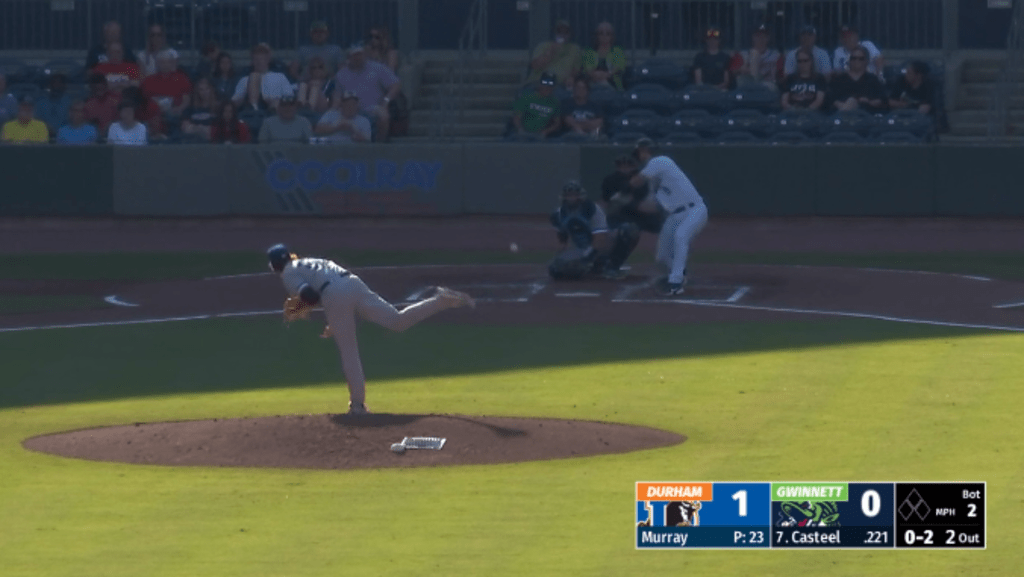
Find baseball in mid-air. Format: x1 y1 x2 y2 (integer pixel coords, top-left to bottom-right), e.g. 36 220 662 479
391 443 406 454
510 242 519 253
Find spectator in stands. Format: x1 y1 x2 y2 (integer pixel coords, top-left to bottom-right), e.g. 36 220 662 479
828 45 887 113
233 43 294 112
210 101 251 144
295 21 344 79
34 74 72 136
692 27 732 90
510 72 561 139
141 49 192 118
257 95 312 143
86 21 137 69
784 25 832 77
92 42 141 94
781 48 827 110
889 61 935 117
315 90 372 143
180 77 219 140
527 19 582 88
192 41 221 80
734 24 780 90
211 52 240 100
121 86 165 140
561 77 603 136
582 21 626 90
84 73 119 135
0 74 19 125
137 24 169 78
297 56 332 115
56 100 98 144
1 96 49 144
333 42 400 142
366 25 400 73
833 25 884 79
107 101 147 145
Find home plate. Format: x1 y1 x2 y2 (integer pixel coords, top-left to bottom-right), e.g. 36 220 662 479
555 291 601 298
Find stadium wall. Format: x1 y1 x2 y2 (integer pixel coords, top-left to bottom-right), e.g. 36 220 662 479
2 145 1023 217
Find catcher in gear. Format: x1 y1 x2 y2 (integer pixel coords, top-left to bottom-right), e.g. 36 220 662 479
548 180 610 280
268 244 475 415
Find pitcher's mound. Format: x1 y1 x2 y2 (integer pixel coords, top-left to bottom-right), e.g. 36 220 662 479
23 414 685 470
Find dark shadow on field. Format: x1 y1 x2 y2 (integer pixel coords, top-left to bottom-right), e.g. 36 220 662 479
0 318 1005 410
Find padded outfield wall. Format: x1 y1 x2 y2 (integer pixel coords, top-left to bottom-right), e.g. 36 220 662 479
1 144 1022 217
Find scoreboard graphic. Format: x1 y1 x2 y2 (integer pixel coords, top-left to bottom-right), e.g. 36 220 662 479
636 482 985 550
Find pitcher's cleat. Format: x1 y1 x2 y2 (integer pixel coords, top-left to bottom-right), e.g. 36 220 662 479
347 402 371 415
435 286 476 309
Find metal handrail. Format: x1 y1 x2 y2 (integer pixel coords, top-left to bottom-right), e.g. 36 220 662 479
988 0 1024 139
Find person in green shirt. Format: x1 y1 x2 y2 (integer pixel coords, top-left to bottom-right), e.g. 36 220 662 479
582 21 627 90
511 72 562 138
526 20 583 88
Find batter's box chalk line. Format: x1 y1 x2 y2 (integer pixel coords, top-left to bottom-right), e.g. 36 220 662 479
612 284 751 304
404 282 546 304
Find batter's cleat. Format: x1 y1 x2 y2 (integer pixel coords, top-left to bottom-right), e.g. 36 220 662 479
435 286 476 309
658 282 685 296
348 402 371 415
602 267 627 280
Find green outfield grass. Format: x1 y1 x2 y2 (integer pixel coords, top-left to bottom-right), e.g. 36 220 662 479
1 316 1020 576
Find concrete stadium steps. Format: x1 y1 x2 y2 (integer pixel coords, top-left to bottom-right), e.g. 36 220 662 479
412 57 524 139
948 58 1024 137
419 84 519 99
414 95 514 110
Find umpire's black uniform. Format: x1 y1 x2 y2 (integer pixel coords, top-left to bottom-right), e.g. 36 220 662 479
600 162 664 234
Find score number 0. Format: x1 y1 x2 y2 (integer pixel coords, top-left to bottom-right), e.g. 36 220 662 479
729 489 882 518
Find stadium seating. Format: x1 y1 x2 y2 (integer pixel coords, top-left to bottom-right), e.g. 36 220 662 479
770 130 812 144
237 109 266 140
880 109 935 140
674 86 730 114
38 60 86 86
668 109 722 138
823 110 878 137
660 131 702 145
624 58 688 90
729 85 780 113
8 83 43 100
608 109 664 138
624 83 675 114
714 130 760 144
0 58 33 84
821 131 863 144
877 130 924 144
589 84 625 116
610 131 648 145
722 109 774 138
775 110 825 138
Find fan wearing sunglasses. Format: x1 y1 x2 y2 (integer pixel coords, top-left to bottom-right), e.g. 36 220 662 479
692 27 731 90
781 48 827 110
827 45 888 113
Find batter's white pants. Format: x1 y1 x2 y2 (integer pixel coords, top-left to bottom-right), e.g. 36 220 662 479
656 201 708 284
321 275 458 406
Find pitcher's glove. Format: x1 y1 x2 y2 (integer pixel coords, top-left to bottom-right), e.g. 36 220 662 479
283 296 312 322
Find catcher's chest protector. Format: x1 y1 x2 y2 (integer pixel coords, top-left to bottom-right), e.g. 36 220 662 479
551 201 598 249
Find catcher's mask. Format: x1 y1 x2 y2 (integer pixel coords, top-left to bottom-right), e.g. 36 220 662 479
267 243 292 273
561 179 586 206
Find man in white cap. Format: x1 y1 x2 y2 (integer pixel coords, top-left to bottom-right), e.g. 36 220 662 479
141 49 192 117
315 90 372 143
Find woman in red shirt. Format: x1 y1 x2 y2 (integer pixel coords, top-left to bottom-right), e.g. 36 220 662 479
210 100 251 144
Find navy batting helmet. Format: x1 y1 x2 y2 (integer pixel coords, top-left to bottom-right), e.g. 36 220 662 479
562 180 585 195
267 243 292 272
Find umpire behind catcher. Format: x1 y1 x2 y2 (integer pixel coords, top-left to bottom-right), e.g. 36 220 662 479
601 154 665 235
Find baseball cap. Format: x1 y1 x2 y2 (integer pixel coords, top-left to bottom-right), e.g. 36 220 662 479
753 23 770 35
555 19 571 31
800 24 817 35
310 20 328 32
348 42 365 54
840 24 858 35
17 94 34 106
278 94 298 105
539 72 557 86
706 27 721 38
340 90 359 101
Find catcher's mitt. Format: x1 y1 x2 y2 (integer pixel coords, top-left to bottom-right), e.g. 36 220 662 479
283 296 312 322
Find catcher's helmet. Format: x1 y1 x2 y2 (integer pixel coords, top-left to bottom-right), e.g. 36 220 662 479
632 137 655 160
562 179 585 196
267 243 292 272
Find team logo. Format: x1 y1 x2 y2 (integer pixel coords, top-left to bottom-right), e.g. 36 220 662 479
667 501 702 527
775 501 841 527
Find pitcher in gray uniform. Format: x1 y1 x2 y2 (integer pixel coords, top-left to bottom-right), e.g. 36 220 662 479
267 244 475 414
629 138 708 295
